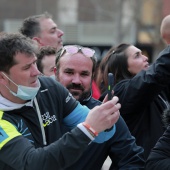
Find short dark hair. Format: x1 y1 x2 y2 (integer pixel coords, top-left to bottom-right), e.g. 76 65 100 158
19 12 52 39
37 46 57 73
0 32 38 73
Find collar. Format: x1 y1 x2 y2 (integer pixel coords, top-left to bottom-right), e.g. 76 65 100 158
0 94 33 111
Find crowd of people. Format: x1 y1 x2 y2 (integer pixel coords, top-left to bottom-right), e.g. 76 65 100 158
0 11 170 170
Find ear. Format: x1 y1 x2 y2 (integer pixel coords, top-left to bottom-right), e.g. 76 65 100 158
32 37 43 47
0 72 7 85
54 67 57 75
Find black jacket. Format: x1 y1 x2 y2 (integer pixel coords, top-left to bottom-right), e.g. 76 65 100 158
145 125 170 169
65 96 145 170
145 99 170 169
0 77 92 170
111 46 170 159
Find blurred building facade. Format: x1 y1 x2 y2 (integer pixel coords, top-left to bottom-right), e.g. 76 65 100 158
0 0 169 61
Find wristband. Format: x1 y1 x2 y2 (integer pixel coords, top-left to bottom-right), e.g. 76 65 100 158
77 123 95 141
82 122 98 137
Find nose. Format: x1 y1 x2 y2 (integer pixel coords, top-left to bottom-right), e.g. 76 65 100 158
31 64 41 77
72 74 81 85
143 55 148 62
58 29 64 37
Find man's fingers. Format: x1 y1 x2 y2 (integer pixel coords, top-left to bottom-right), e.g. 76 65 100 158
102 90 115 104
102 96 119 108
109 110 120 126
102 94 108 103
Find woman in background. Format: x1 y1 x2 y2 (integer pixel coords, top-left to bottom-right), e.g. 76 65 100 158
96 43 170 159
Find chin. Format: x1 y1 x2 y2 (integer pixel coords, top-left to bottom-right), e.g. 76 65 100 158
73 96 79 100
143 67 148 70
57 45 63 51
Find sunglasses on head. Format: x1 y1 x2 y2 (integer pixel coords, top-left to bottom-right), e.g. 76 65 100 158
59 45 95 58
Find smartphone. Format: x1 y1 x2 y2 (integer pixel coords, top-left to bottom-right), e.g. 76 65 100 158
107 73 114 100
105 73 114 132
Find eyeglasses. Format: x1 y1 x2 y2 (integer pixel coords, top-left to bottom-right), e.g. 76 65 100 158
59 45 95 58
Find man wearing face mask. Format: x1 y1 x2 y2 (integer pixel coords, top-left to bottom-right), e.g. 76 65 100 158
0 33 121 170
2 73 40 100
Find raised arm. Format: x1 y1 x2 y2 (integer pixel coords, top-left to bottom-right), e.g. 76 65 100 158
114 46 170 114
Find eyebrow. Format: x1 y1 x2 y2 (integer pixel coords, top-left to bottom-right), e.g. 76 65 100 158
64 68 90 74
64 68 73 71
133 50 141 56
50 26 57 31
51 26 57 30
135 51 140 55
81 70 90 74
22 59 37 69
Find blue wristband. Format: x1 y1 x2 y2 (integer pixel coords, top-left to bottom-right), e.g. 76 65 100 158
93 125 116 143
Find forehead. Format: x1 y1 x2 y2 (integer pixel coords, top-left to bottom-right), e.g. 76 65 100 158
10 52 36 71
41 54 56 64
14 52 36 61
126 45 141 57
39 18 57 31
59 52 93 70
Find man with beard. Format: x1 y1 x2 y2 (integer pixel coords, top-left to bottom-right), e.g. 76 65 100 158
54 45 145 170
20 12 101 100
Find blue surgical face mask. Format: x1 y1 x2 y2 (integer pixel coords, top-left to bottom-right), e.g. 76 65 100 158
2 72 40 100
